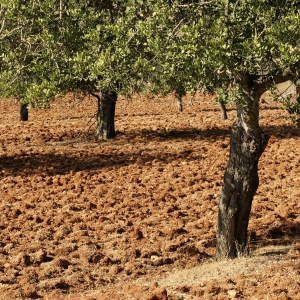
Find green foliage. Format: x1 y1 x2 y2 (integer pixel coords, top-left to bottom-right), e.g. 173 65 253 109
269 83 300 126
136 0 300 103
282 101 300 126
0 0 151 104
215 85 243 106
1 0 300 106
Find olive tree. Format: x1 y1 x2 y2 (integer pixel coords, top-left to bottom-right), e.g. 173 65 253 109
212 1 300 259
0 0 148 139
141 0 300 259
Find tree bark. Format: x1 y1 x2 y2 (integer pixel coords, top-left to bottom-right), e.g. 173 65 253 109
175 90 183 112
216 75 269 260
95 90 117 140
219 100 228 120
20 103 28 121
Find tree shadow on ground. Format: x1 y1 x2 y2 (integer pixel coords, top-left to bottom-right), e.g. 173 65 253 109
262 124 300 138
0 147 205 177
194 106 236 113
251 218 300 254
117 127 230 142
1 127 227 177
0 124 298 177
117 123 299 144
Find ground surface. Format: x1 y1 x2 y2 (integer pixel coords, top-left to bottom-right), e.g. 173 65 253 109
0 93 299 300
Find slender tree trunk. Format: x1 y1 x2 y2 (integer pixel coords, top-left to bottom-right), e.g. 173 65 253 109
175 90 184 112
20 103 28 121
94 90 117 140
216 75 269 260
219 100 228 120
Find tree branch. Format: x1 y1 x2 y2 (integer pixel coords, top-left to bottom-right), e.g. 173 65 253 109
251 60 300 97
0 25 22 40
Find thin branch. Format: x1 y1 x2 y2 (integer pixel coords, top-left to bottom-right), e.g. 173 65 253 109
275 81 295 101
89 1 125 12
60 0 62 20
21 40 32 62
76 112 98 140
232 0 240 19
0 17 5 34
148 17 190 65
90 91 101 102
188 89 197 106
124 28 140 47
1 62 32 94
167 18 186 42
0 26 22 40
176 1 214 7
251 60 300 98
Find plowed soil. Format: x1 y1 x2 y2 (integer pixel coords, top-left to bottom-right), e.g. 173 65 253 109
0 93 299 300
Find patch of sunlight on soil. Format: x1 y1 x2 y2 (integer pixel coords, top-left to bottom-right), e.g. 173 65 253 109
149 245 295 288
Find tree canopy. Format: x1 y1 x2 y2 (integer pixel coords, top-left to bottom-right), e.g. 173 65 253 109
0 0 149 105
1 1 300 104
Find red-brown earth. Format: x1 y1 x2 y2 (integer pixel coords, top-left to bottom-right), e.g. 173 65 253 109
0 93 299 300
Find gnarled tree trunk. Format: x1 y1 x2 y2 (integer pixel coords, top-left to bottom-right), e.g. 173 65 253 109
216 75 269 260
20 103 28 121
94 90 117 140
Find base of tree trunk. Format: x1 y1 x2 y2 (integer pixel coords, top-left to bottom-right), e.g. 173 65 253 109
216 121 269 259
20 104 29 121
96 91 117 140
